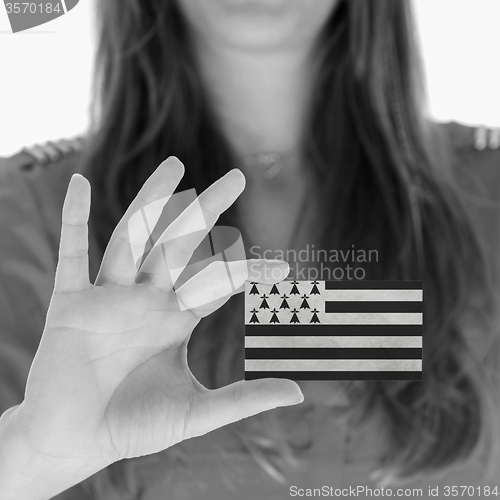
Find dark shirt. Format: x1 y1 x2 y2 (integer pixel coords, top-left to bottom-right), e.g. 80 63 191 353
0 122 499 499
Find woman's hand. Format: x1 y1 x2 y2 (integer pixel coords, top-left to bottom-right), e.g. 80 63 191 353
1 157 302 498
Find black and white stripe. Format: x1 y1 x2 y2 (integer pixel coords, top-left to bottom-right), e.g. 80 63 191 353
244 280 423 381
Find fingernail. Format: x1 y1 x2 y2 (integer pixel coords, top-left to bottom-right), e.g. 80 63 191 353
160 157 184 172
283 394 304 407
283 387 304 407
296 389 304 404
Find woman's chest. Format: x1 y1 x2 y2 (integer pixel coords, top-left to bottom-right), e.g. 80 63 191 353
237 173 316 256
138 409 382 500
137 416 498 500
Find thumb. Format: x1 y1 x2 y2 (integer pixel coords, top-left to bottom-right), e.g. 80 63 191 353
185 379 304 439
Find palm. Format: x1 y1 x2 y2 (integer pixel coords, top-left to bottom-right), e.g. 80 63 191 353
17 158 302 474
27 284 198 462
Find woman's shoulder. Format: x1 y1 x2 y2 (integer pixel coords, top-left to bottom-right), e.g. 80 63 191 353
0 137 106 285
441 120 500 153
0 137 85 226
0 136 85 185
0 137 88 271
440 120 500 194
438 121 500 289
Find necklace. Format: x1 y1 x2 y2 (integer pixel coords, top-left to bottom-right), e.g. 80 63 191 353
243 149 298 179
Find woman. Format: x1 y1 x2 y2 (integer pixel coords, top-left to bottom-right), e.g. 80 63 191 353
0 0 499 498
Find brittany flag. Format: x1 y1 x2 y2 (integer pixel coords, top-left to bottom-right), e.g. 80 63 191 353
244 281 423 381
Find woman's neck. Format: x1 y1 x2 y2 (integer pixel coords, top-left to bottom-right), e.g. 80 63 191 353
192 40 315 159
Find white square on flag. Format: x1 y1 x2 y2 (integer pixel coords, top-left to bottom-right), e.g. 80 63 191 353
244 280 423 381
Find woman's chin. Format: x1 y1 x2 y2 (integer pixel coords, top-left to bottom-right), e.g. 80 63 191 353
205 5 300 51
176 0 339 52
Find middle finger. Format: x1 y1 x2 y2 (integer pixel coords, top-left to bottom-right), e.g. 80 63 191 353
136 168 246 290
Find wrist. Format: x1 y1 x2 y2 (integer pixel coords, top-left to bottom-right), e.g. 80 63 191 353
0 404 101 500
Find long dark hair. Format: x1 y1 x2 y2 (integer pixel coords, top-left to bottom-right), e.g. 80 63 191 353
80 0 499 495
